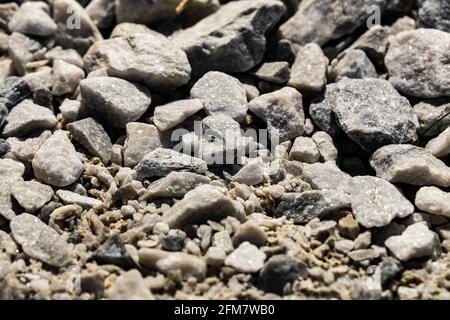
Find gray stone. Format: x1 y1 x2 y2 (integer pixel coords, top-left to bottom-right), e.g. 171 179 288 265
0 139 9 157
0 159 24 220
191 72 247 122
56 190 102 208
309 84 341 137
45 47 84 69
258 254 308 295
8 2 57 37
385 29 450 98
7 130 51 163
254 62 290 84
140 172 211 201
390 16 416 35
138 248 206 280
52 0 103 54
106 270 153 300
301 161 352 193
232 161 265 186
348 249 380 262
330 78 419 151
67 117 113 164
84 31 191 93
413 99 450 137
8 32 44 76
289 137 320 163
206 246 226 267
212 231 234 254
134 148 208 180
311 131 338 162
417 0 450 33
91 234 135 269
0 59 14 82
248 87 305 142
225 242 266 273
153 99 204 131
288 43 328 94
23 67 54 91
347 25 389 64
0 158 25 180
415 186 450 218
349 176 414 228
115 0 180 26
329 49 378 81
10 213 70 267
2 100 57 138
11 181 53 213
162 185 245 229
160 230 186 252
280 0 388 46
172 0 285 76
232 220 267 247
426 128 450 157
32 130 84 187
86 0 116 29
370 144 450 187
276 190 351 224
110 23 154 38
0 76 31 109
385 223 436 261
52 59 85 96
80 77 151 128
59 99 81 123
0 3 18 31
123 123 161 168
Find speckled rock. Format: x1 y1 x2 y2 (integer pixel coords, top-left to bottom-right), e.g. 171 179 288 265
52 59 85 96
301 161 352 193
153 99 204 132
123 123 161 168
11 181 53 213
254 62 290 84
106 270 153 300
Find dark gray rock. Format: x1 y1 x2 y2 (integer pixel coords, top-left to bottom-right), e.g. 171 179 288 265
91 235 135 269
309 85 341 137
0 77 31 110
86 0 116 29
329 49 378 81
385 29 450 98
276 190 351 224
259 255 308 295
254 62 290 84
417 0 450 32
80 77 151 128
172 0 285 76
67 117 113 164
115 0 180 26
160 229 187 252
0 139 10 157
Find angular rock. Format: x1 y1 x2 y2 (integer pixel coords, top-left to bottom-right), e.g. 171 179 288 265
289 137 320 163
8 32 44 76
106 270 153 300
385 223 436 261
280 0 388 46
0 59 14 82
32 130 84 187
52 0 103 54
190 72 247 122
80 77 151 128
288 43 328 94
232 161 265 186
309 84 341 137
160 230 186 252
426 128 450 157
0 3 18 31
329 49 378 81
0 159 25 220
68 117 113 164
2 100 57 138
10 213 70 267
413 99 450 137
140 172 211 201
153 99 203 132
385 29 450 98
417 0 450 33
0 158 25 180
370 144 450 187
84 31 191 93
8 2 57 37
254 62 290 84
173 0 285 76
330 78 419 151
11 181 53 214
162 185 245 229
6 130 51 163
248 87 305 142
123 123 161 168
52 59 85 96
276 190 351 224
301 161 352 193
349 176 414 228
0 76 31 109
311 131 338 162
45 46 84 69
59 99 81 124
347 25 389 64
138 248 206 280
232 220 267 247
259 254 308 295
415 186 450 218
56 190 102 208
91 235 135 269
0 139 10 157
134 148 208 180
225 242 266 273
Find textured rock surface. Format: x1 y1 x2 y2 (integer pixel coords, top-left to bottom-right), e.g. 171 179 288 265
350 176 414 228
10 213 70 267
9 2 57 37
80 77 151 128
370 144 450 187
11 181 53 213
425 128 450 157
56 190 102 208
417 0 450 32
415 186 450 218
385 29 450 98
153 99 203 132
173 0 285 76
123 123 161 167
32 131 84 187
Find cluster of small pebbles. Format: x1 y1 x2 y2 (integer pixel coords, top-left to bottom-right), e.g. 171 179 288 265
0 0 450 300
